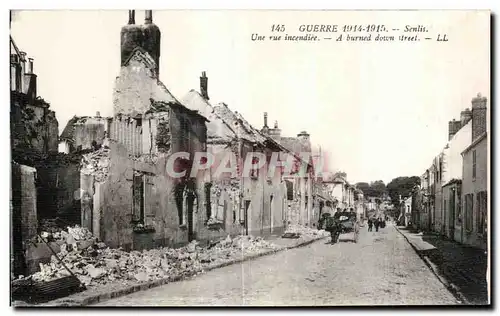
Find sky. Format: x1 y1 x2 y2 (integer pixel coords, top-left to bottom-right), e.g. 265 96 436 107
10 10 490 184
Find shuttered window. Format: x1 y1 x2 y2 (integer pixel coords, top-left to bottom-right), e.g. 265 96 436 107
285 180 293 200
465 193 474 232
179 116 191 153
144 175 155 226
175 184 185 225
472 150 477 180
132 173 155 225
476 191 487 235
132 174 144 223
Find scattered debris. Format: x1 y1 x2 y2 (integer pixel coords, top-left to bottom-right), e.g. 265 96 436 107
80 147 110 182
282 232 300 239
29 225 96 246
284 225 330 239
23 233 283 289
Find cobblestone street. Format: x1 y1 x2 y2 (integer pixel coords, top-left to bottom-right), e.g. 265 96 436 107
95 223 459 306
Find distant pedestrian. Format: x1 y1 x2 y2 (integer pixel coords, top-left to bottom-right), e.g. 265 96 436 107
368 218 373 232
374 218 380 232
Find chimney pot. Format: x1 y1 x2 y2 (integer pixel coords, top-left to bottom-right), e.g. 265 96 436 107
128 10 135 24
96 111 101 117
145 10 152 24
274 120 278 129
264 112 268 127
200 71 209 100
27 58 34 74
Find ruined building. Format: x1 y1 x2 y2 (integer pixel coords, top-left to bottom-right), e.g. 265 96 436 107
182 73 289 237
10 36 61 276
10 36 58 155
261 113 316 227
59 112 110 154
77 10 208 250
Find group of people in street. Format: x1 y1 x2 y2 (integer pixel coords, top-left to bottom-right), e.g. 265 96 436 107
367 217 385 232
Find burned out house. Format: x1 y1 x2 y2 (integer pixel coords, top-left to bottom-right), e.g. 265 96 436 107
10 36 66 276
77 10 209 250
182 74 291 238
59 113 110 154
261 114 316 227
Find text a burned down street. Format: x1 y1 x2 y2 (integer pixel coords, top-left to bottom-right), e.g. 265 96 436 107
251 24 449 42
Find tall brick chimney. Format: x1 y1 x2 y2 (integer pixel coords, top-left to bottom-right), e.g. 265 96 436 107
471 93 487 141
448 119 462 141
19 51 26 75
200 71 209 100
142 10 161 76
23 55 37 100
268 120 281 142
297 131 311 153
261 112 269 135
120 10 144 67
128 9 135 24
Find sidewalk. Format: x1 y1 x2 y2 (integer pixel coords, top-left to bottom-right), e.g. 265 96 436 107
16 232 328 307
395 226 488 305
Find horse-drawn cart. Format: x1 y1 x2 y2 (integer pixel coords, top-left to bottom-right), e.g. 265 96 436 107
331 211 360 243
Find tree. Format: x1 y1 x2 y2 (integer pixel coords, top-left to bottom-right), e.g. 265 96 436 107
370 180 387 197
386 176 421 208
355 182 370 193
355 180 386 198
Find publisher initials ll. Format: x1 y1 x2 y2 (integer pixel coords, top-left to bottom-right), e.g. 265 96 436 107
437 34 448 42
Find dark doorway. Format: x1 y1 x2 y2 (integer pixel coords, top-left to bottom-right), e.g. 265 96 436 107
269 195 274 234
187 191 195 242
449 189 455 239
244 200 250 235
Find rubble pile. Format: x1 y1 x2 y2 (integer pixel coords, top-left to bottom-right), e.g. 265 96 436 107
29 242 204 287
80 147 110 182
38 218 66 235
197 235 281 265
284 225 330 239
31 225 96 245
25 234 280 288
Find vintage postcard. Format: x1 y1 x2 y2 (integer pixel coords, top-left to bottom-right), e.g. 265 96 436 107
9 9 490 306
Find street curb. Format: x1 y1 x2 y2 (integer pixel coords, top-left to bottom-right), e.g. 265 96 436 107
33 235 327 307
394 226 470 305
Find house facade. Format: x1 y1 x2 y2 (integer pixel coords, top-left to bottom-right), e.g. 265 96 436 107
460 93 488 250
59 113 110 154
261 114 315 227
415 93 488 251
10 36 62 276
182 77 289 239
442 120 472 241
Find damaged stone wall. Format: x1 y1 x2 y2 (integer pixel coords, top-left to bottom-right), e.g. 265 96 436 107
10 94 59 154
110 114 146 157
11 147 83 224
36 162 81 224
74 116 108 151
194 178 244 245
112 49 179 117
14 164 38 244
86 140 203 251
169 107 207 157
11 163 37 277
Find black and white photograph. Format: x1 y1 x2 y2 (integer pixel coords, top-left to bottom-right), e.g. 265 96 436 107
9 8 491 307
